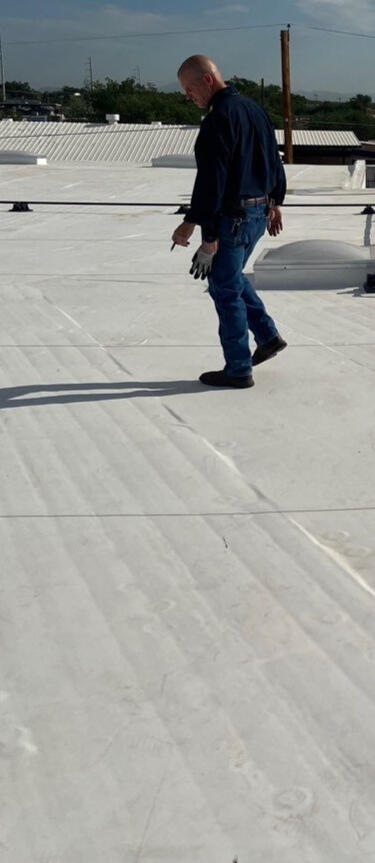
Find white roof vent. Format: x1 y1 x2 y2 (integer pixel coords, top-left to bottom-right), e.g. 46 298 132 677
0 150 47 165
152 153 196 168
254 240 373 291
106 113 120 124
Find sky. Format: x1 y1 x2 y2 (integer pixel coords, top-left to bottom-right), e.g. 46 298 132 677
1 0 375 95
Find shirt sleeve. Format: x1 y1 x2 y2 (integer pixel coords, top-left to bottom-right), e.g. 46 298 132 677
270 149 287 206
184 112 233 242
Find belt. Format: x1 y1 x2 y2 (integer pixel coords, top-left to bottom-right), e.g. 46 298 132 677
240 195 268 206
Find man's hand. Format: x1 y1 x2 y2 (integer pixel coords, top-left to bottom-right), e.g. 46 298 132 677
189 241 218 280
172 221 196 247
267 205 283 237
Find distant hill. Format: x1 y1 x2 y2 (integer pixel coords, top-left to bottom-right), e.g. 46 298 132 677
38 84 375 102
158 82 180 93
296 89 375 102
160 85 375 101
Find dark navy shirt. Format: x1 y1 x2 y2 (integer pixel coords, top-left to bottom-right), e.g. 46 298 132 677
184 84 286 242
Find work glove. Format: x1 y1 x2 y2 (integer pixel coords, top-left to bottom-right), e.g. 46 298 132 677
189 248 214 280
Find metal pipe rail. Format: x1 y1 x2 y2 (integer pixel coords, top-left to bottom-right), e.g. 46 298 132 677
0 200 374 213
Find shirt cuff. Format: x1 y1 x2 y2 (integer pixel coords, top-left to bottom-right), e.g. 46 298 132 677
201 227 218 243
184 212 218 242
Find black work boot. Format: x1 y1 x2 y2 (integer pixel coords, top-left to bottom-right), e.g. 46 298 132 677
252 334 287 367
199 370 254 388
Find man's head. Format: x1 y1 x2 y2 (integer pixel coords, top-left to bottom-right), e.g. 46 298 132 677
178 55 226 109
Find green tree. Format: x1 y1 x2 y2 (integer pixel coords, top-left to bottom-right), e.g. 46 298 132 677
350 93 372 111
3 80 40 100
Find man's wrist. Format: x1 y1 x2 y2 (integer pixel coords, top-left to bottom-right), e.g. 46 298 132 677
202 230 218 243
183 212 196 225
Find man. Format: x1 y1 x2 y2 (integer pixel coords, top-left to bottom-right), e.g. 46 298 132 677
172 55 287 389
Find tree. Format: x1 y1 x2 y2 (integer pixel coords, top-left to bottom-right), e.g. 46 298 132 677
3 76 375 138
349 93 372 111
3 80 39 100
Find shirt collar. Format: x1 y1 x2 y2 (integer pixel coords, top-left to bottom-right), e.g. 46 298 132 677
208 84 238 110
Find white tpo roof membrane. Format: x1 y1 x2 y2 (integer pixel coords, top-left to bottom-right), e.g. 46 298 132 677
1 160 375 863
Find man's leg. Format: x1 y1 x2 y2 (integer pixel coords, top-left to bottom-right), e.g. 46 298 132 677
207 233 251 378
241 209 279 345
240 211 287 364
241 273 278 345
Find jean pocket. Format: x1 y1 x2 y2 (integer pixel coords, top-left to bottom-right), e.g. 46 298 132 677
221 215 251 245
218 215 240 245
242 215 267 246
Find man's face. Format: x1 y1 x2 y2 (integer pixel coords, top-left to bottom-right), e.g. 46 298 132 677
179 72 213 109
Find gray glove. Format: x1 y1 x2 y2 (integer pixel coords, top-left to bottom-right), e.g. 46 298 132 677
189 248 215 280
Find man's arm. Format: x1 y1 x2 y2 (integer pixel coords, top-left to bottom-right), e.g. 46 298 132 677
267 205 283 236
270 147 287 206
267 145 286 237
184 112 232 242
172 221 196 247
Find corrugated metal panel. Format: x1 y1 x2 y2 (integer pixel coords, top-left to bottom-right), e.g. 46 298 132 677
0 120 360 163
0 120 199 163
275 129 360 147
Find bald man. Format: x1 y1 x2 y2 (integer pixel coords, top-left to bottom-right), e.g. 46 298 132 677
172 55 287 388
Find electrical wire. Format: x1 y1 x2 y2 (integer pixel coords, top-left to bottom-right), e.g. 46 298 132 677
4 23 289 47
3 22 375 48
299 24 375 40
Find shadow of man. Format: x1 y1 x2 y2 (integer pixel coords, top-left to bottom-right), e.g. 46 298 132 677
0 380 204 410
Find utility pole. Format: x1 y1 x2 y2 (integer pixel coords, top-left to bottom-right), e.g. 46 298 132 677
0 35 6 102
84 56 93 92
280 26 293 163
260 77 265 109
88 56 93 91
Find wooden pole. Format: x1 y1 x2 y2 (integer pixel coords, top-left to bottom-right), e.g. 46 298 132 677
0 36 6 102
280 27 293 163
88 56 93 91
260 77 265 108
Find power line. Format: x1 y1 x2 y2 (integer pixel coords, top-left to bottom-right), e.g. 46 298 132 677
300 24 375 40
4 23 288 47
3 21 375 48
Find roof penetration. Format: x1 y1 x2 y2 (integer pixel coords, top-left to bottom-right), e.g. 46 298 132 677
0 149 47 165
254 238 373 291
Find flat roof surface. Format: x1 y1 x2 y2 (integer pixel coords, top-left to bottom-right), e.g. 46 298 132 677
1 161 375 863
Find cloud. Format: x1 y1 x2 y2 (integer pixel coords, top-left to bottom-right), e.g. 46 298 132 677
296 0 375 31
1 6 180 87
1 2 265 87
203 4 249 14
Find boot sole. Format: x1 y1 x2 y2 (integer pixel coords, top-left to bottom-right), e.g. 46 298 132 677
199 377 255 388
252 342 287 367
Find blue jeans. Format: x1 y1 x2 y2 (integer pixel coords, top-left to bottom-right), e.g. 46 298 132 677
207 203 278 377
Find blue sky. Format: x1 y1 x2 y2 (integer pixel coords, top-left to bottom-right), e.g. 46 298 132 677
1 0 375 94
